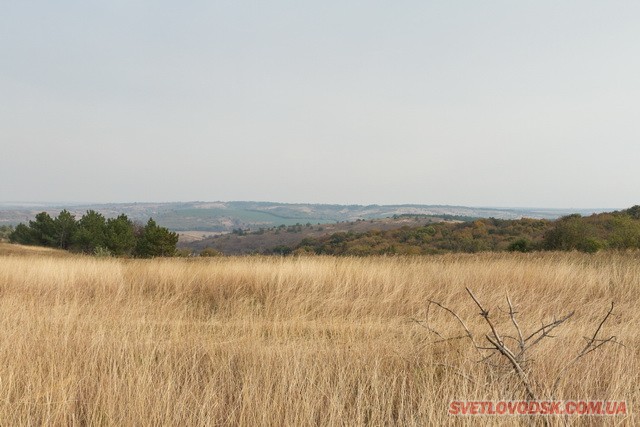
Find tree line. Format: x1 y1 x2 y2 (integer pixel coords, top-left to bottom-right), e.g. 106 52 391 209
287 206 640 256
9 210 178 257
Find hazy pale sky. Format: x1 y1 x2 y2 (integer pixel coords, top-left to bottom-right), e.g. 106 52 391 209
2 1 639 208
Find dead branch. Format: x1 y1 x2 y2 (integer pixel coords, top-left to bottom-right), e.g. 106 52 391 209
419 290 621 404
551 302 621 395
465 287 504 347
485 334 537 400
523 312 575 343
425 299 483 354
506 295 525 358
518 311 574 358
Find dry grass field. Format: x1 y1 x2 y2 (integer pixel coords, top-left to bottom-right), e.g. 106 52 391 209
0 243 637 425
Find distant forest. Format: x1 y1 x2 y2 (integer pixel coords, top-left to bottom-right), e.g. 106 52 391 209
280 206 640 256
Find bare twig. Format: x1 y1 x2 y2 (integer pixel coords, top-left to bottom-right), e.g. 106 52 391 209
426 299 483 354
486 334 537 400
551 302 619 395
506 295 525 358
581 302 614 354
519 311 574 358
523 312 575 344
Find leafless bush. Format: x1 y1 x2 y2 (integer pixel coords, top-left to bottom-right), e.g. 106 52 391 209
416 287 624 401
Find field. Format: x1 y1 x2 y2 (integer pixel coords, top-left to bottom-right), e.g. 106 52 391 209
0 244 637 425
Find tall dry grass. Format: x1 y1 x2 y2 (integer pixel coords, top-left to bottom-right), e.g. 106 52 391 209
0 246 637 425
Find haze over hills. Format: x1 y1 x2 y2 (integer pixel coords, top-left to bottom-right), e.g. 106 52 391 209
0 201 610 234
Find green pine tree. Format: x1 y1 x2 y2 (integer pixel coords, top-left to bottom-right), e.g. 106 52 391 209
105 214 136 255
134 218 178 258
73 210 107 253
53 210 78 249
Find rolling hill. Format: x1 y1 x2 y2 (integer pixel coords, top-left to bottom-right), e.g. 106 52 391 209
0 201 607 234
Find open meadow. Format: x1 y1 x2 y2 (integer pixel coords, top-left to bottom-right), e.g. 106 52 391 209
0 243 637 425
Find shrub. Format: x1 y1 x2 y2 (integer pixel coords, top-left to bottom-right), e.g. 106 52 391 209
0 225 13 242
200 248 222 257
577 237 605 253
271 245 292 255
175 249 194 257
93 246 112 258
508 238 534 253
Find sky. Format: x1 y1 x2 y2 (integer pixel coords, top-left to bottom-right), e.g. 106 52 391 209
2 1 639 208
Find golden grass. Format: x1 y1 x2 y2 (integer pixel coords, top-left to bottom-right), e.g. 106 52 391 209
0 242 72 257
0 250 637 425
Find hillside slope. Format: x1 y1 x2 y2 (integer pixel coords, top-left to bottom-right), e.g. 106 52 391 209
180 216 450 254
183 206 640 256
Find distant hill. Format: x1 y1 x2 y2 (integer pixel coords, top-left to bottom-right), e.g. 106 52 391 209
184 206 640 256
0 201 608 234
179 215 454 255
